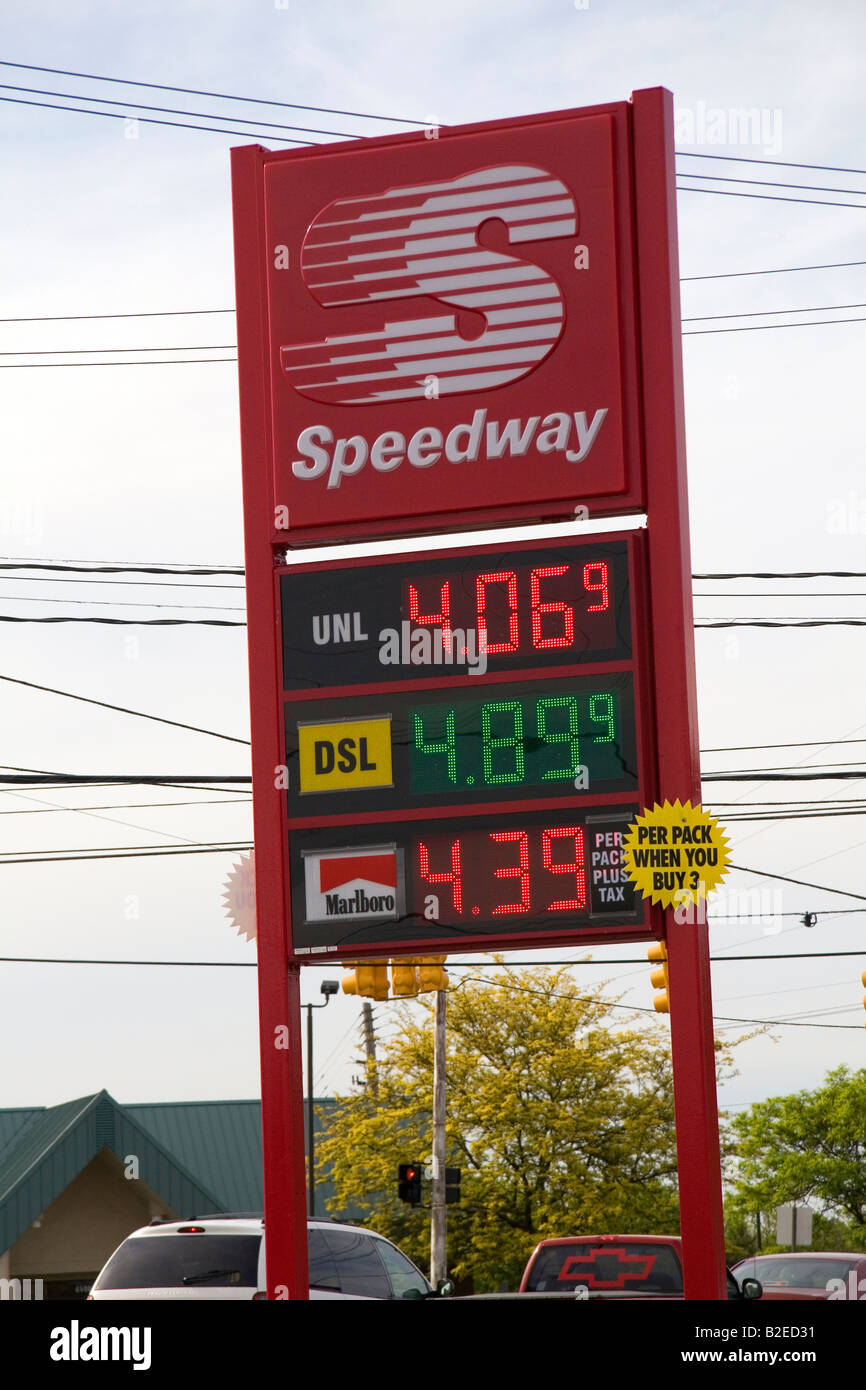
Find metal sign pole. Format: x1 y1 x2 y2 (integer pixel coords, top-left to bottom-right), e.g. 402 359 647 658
632 87 727 1300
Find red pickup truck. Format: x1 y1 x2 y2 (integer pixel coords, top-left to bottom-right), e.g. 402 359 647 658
519 1233 762 1299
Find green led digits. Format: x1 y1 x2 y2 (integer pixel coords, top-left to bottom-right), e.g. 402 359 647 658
482 700 525 784
413 709 457 783
409 684 627 796
537 695 581 780
589 692 616 743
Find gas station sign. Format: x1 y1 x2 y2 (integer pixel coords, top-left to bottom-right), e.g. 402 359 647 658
279 530 655 957
232 87 729 1302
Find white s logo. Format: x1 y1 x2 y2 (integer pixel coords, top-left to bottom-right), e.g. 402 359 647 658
281 164 577 405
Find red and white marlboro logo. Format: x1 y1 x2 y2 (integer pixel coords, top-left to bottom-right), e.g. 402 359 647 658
303 845 403 924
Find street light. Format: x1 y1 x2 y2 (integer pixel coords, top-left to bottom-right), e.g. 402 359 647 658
305 980 339 1217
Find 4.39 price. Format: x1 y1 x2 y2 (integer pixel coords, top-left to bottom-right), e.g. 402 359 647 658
415 823 588 923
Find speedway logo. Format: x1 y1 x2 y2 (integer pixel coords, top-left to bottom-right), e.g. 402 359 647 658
303 846 404 924
281 164 578 406
292 406 608 489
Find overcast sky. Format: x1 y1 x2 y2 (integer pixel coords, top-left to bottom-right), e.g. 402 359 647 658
1 0 865 1123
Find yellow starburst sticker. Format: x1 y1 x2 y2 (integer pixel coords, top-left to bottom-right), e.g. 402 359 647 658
622 800 731 910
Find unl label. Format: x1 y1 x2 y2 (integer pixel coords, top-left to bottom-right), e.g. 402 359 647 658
297 715 393 793
303 846 404 924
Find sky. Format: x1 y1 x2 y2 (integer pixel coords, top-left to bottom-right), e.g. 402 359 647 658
1 0 866 1131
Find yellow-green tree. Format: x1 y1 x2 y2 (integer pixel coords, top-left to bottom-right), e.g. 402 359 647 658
317 964 696 1292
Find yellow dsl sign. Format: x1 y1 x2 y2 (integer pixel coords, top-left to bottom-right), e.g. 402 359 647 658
297 715 393 793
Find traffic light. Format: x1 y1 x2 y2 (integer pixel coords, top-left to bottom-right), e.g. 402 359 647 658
341 961 390 1000
862 968 866 1028
647 941 670 1013
417 956 450 993
445 1167 462 1204
398 1162 423 1205
390 959 420 997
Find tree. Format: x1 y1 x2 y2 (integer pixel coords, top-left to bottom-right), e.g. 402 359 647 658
732 1066 866 1237
317 964 721 1291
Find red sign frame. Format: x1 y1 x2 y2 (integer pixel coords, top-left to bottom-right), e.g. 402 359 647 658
232 87 727 1303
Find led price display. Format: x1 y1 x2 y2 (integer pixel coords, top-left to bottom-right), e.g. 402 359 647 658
280 537 631 690
284 674 637 814
289 810 639 953
411 689 623 794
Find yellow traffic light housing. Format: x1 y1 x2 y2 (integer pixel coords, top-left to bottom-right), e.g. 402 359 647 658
648 941 670 1013
341 961 390 1000
390 960 420 997
416 956 449 993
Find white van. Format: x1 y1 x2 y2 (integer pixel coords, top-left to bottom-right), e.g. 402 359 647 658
88 1215 448 1301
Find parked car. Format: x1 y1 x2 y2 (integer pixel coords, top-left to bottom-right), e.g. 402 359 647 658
731 1251 866 1301
88 1215 449 1301
519 1234 762 1300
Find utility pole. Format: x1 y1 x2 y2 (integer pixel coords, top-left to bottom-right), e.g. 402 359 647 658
361 1001 378 1097
429 988 447 1287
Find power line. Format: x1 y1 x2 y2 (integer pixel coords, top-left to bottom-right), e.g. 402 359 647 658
0 575 244 590
0 81 363 140
703 738 866 752
0 614 245 624
0 593 245 611
678 172 866 198
695 571 866 579
0 772 251 785
0 842 252 864
675 150 866 177
676 184 866 210
9 303 866 362
681 258 866 282
727 863 866 902
0 344 236 356
0 560 243 574
684 317 866 336
696 619 866 626
0 797 251 816
682 301 866 323
0 308 235 324
0 58 424 124
0 674 250 745
0 94 311 143
705 771 866 781
7 261 866 324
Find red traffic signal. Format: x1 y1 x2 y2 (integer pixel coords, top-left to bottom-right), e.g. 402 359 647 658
398 1162 423 1206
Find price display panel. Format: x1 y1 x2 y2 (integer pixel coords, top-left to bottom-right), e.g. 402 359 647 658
281 538 631 690
284 674 637 815
280 531 656 957
290 810 638 954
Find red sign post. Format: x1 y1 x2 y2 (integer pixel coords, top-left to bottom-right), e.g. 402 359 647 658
232 86 726 1300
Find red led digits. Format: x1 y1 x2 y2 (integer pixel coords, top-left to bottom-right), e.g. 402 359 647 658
530 565 575 649
583 561 610 612
542 826 587 911
418 838 463 913
408 579 452 640
490 830 531 914
476 571 519 654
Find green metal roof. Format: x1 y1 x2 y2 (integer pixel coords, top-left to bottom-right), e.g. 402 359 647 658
0 1092 338 1257
0 1090 222 1257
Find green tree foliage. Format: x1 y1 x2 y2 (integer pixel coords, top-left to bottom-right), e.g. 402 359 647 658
317 964 709 1291
732 1066 866 1237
